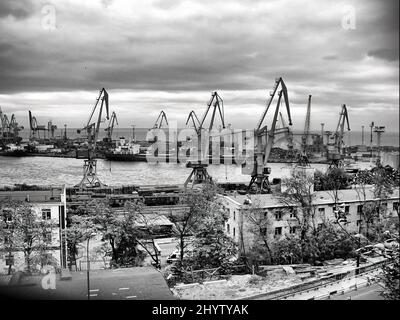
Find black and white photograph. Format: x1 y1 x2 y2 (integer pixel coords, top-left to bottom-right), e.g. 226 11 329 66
0 0 398 312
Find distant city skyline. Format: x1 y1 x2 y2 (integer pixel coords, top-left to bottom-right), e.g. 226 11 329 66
0 0 398 131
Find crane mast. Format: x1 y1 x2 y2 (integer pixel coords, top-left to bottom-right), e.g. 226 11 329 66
184 91 225 189
245 77 292 193
185 110 201 132
327 104 350 167
153 110 169 129
299 95 312 165
105 111 118 142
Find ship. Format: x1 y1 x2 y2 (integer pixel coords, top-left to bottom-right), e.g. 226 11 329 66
104 137 146 161
0 143 28 157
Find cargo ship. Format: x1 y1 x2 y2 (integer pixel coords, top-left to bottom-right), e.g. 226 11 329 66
104 137 146 161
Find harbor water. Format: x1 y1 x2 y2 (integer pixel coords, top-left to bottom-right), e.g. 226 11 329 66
0 156 374 188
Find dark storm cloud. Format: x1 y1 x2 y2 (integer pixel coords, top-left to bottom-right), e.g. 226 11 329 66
367 48 398 62
0 0 34 19
0 0 398 130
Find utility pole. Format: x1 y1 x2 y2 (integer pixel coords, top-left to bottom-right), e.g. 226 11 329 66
361 125 364 146
131 125 136 142
320 123 325 146
369 122 374 159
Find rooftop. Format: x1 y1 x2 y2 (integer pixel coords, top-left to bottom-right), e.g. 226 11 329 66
0 187 65 203
224 187 400 209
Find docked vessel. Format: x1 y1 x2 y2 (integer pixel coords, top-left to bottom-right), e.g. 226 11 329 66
104 137 146 161
0 143 28 157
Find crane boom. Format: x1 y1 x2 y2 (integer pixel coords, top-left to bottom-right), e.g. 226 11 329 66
153 110 168 129
198 91 225 131
185 110 201 132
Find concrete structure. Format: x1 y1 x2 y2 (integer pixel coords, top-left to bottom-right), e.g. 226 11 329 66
221 188 399 251
0 186 67 274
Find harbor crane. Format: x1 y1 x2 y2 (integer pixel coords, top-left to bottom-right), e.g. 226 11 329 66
0 108 23 143
185 110 201 132
184 91 225 189
47 121 57 139
299 95 312 165
75 88 110 189
104 111 118 143
153 110 169 129
77 87 109 146
29 110 48 139
327 104 350 167
275 111 294 157
242 77 292 193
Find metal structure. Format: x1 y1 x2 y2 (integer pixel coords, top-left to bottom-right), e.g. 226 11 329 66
153 110 168 129
373 125 385 158
299 95 312 165
104 111 118 143
29 110 48 139
243 77 292 193
184 91 225 189
47 121 57 139
75 88 110 189
327 104 350 167
77 87 109 146
0 108 24 144
275 111 294 156
185 110 201 132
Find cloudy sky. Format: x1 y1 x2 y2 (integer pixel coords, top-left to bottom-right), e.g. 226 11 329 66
0 0 398 132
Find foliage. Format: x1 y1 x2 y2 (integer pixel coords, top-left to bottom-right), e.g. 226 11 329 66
0 200 54 273
314 168 350 192
380 247 400 300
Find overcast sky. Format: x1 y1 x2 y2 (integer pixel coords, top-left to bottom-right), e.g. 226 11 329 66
0 0 398 132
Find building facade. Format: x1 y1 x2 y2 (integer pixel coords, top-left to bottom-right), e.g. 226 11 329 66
0 186 67 274
221 187 399 252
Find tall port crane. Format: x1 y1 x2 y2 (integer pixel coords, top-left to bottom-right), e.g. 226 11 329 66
275 111 294 157
77 87 109 146
242 77 292 193
47 121 57 139
29 110 48 139
75 88 110 189
185 110 201 132
153 110 168 129
104 111 118 143
327 104 350 167
299 95 312 165
9 114 24 137
184 91 225 189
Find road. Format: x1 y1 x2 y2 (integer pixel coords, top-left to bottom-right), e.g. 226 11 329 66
0 267 176 300
330 283 384 300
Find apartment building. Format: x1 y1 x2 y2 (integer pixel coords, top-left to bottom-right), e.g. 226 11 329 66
0 186 67 274
221 187 399 251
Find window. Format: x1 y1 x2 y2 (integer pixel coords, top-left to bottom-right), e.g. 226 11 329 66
290 209 297 219
356 220 362 227
42 209 51 220
318 207 325 215
274 227 282 236
233 227 236 238
345 206 350 214
275 211 283 221
233 211 236 221
394 202 399 212
357 205 363 214
3 210 12 222
5 255 14 266
43 231 52 243
227 224 230 234
289 226 297 234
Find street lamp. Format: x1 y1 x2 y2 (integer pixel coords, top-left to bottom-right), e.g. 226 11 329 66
86 232 97 300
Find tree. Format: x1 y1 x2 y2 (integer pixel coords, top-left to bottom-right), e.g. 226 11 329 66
241 199 274 265
380 246 400 300
184 196 237 271
278 169 316 263
0 200 51 273
87 200 144 268
168 183 220 264
124 201 163 268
